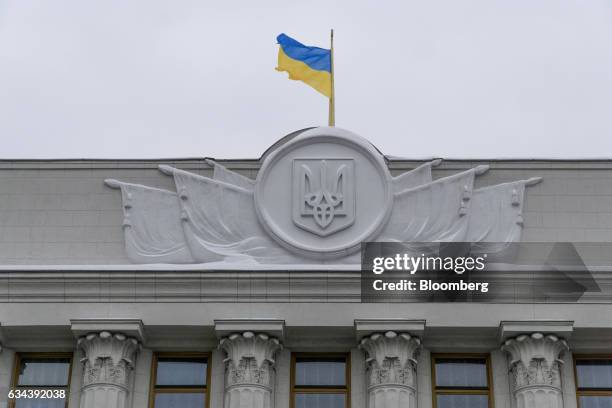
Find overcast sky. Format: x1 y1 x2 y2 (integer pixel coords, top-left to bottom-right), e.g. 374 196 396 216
0 1 611 159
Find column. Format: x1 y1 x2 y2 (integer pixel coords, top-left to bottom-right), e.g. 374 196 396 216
0 342 15 408
219 331 282 408
501 333 569 408
359 331 422 408
77 331 141 408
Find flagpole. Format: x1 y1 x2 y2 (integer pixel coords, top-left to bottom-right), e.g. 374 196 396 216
328 29 335 127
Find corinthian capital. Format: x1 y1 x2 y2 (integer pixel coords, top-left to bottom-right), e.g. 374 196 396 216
219 331 282 388
359 331 421 388
502 333 568 390
77 331 141 388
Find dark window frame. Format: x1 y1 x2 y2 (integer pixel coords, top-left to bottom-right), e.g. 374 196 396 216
148 352 211 408
9 352 74 408
574 354 612 408
431 353 494 408
290 352 351 408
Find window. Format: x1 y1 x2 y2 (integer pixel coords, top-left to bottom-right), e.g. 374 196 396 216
575 356 612 408
432 354 492 408
149 353 210 408
10 353 73 408
291 353 350 408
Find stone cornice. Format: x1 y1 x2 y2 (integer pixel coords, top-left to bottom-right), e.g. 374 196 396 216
71 319 145 342
3 158 612 171
354 319 425 341
499 320 574 342
215 319 285 340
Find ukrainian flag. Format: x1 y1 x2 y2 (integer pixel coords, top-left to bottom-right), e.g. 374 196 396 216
276 33 332 98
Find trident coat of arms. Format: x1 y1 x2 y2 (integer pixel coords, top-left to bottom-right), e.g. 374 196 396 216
292 159 356 236
105 127 541 262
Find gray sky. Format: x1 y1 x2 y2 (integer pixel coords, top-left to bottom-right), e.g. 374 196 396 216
1 0 611 159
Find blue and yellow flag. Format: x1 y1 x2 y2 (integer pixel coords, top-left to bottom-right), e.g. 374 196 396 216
276 33 332 98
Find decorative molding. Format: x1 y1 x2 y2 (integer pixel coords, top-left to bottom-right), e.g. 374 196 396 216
215 319 285 340
499 320 574 342
360 331 421 408
359 331 421 388
354 319 425 341
71 319 145 342
502 333 569 408
219 332 282 389
77 331 141 389
502 333 568 389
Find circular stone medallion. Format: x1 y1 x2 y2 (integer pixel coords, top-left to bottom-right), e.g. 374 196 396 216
254 127 393 259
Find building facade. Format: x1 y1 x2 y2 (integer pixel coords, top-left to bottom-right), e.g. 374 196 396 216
1 127 612 408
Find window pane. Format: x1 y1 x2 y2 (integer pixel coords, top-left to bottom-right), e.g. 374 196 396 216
579 396 612 408
437 394 489 408
295 358 346 386
435 359 488 388
295 393 345 408
17 358 70 387
156 358 207 386
154 393 206 408
577 360 612 389
15 399 66 408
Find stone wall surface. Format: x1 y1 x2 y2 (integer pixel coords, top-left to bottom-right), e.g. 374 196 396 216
0 159 611 264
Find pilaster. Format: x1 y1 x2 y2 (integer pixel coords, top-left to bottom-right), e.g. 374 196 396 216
130 348 152 408
0 345 15 408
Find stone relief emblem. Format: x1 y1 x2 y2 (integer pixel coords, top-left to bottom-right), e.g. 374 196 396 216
293 159 355 236
105 126 543 264
254 128 395 258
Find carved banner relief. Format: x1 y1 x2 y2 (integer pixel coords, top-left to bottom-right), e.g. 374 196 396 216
105 127 543 264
